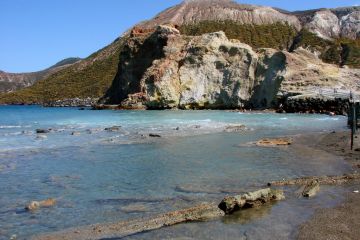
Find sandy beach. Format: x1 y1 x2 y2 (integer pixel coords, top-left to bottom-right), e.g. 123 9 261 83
297 131 360 240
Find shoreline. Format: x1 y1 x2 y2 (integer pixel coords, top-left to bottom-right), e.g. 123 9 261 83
296 130 360 240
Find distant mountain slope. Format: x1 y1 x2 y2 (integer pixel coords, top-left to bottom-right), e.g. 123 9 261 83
0 38 124 104
0 57 81 93
0 0 358 105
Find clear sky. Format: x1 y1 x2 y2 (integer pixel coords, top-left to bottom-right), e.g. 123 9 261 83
0 0 358 73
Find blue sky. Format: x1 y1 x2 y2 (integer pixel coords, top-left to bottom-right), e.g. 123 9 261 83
0 0 358 72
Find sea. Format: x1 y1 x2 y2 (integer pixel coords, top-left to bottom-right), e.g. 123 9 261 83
0 105 353 239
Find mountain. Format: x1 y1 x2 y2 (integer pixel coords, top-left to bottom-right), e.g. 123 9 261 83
0 57 81 93
0 0 359 108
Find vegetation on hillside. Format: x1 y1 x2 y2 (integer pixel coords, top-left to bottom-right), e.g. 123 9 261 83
179 21 298 50
291 29 360 68
0 38 125 104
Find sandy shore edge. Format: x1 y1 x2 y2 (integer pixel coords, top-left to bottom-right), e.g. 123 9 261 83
296 130 360 240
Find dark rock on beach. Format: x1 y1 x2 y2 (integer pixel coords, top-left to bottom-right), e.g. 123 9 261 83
104 126 121 132
36 129 51 134
149 133 161 138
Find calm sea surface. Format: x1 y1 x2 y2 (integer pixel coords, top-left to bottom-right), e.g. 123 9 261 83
0 106 353 239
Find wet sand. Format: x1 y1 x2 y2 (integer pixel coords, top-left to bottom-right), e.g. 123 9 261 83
297 131 360 240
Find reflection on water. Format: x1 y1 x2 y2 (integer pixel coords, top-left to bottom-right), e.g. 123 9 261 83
222 202 274 225
0 106 352 239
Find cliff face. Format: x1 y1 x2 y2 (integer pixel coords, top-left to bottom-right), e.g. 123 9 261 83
295 7 360 40
103 26 360 109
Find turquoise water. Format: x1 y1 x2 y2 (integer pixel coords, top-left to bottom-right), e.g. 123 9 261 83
0 106 352 239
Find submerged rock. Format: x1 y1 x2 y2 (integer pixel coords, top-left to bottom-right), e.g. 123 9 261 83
224 124 246 132
120 203 149 213
25 198 56 211
256 138 292 147
35 135 47 140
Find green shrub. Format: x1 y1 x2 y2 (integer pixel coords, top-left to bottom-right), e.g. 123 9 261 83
179 21 298 50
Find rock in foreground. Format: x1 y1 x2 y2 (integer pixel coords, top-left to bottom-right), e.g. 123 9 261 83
218 188 285 214
256 138 292 147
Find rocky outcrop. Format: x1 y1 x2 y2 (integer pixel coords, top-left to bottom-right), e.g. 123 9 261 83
218 188 285 214
303 10 340 40
340 11 360 39
103 27 282 109
102 26 360 110
295 7 360 40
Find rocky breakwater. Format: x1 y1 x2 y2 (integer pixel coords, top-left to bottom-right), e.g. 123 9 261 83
100 25 360 111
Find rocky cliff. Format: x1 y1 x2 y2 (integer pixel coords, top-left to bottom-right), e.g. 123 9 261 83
102 25 360 109
0 58 81 93
295 7 360 40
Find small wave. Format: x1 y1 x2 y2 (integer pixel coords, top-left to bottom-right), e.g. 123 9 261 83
0 125 22 129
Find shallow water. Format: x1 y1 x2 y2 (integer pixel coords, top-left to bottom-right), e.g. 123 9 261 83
0 106 352 239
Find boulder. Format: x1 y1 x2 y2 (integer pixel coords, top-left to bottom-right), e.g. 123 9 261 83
218 188 285 214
